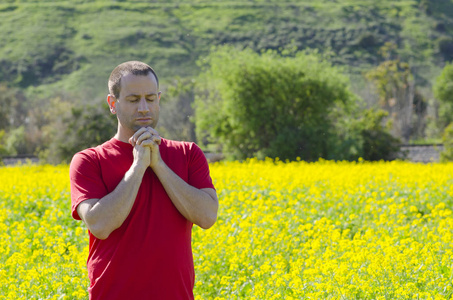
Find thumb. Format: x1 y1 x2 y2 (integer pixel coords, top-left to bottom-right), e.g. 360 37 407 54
129 136 136 146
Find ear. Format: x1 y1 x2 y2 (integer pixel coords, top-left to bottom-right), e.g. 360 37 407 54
107 94 117 114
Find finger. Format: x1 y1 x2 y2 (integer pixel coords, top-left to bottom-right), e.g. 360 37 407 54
142 127 161 145
136 131 154 145
152 135 161 145
134 143 150 152
129 127 149 146
136 128 160 145
146 127 160 136
140 139 160 148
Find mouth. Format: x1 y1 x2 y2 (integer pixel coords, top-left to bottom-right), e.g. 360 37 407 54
136 117 152 122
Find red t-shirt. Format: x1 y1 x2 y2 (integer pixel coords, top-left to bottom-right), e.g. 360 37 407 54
69 138 215 300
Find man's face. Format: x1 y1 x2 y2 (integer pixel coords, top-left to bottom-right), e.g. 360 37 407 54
114 73 161 135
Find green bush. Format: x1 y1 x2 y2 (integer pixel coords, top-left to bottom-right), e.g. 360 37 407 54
331 107 402 161
4 126 27 155
438 37 453 62
194 46 393 161
0 130 8 157
433 62 453 131
434 62 453 104
359 109 401 161
40 102 116 164
440 123 453 162
157 77 196 142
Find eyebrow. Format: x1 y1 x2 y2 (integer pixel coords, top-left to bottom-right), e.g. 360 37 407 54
125 93 158 98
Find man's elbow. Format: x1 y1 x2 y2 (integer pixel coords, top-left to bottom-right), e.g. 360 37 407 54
197 189 219 229
89 226 111 240
197 212 217 229
78 200 113 239
83 214 114 240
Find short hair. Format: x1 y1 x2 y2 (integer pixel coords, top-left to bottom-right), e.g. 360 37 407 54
108 61 159 98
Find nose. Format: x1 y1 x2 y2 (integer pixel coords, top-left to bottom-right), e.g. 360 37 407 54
137 97 149 113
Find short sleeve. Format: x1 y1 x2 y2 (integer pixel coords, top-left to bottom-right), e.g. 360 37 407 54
69 150 109 220
188 143 215 190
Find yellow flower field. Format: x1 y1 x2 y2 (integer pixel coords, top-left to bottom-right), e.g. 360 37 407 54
1 159 453 299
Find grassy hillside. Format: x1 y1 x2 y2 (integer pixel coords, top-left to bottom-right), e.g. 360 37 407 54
0 0 451 101
0 0 452 160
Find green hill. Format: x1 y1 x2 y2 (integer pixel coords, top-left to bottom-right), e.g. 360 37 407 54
0 0 452 160
1 0 451 97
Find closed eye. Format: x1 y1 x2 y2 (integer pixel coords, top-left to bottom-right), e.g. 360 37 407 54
125 94 158 102
125 96 139 102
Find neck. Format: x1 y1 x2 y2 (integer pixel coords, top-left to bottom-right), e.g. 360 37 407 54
115 125 135 143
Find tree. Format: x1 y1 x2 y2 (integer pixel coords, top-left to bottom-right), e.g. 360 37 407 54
366 43 421 143
0 130 8 163
438 37 453 62
359 109 401 161
433 62 453 132
194 46 359 161
0 83 35 155
440 123 453 162
39 101 117 164
434 63 453 103
0 84 29 131
157 77 196 142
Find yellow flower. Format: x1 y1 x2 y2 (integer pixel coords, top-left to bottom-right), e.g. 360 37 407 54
3 161 453 299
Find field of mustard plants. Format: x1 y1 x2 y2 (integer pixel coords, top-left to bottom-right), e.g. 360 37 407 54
1 159 453 299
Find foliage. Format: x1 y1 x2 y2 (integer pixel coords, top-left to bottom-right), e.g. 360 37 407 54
366 54 412 105
0 84 27 131
3 161 453 298
440 123 453 162
0 1 448 99
0 0 451 158
365 45 425 142
0 85 19 156
195 46 358 161
0 130 8 159
433 63 453 131
434 62 453 105
437 37 453 62
157 77 196 142
41 102 117 164
0 84 39 155
0 85 86 157
359 109 401 161
4 126 27 156
331 106 402 161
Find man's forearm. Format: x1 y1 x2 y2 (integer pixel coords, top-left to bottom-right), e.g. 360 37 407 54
152 160 218 229
78 163 147 239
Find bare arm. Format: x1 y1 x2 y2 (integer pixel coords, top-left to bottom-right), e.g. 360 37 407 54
129 126 219 229
77 132 153 240
77 163 146 240
153 160 218 229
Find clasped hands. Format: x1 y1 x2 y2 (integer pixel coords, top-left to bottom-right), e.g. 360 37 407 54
129 127 162 169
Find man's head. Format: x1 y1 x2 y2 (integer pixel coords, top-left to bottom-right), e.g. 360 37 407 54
108 61 159 99
107 61 161 141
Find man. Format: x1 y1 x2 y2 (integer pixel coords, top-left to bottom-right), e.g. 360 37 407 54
69 61 218 300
